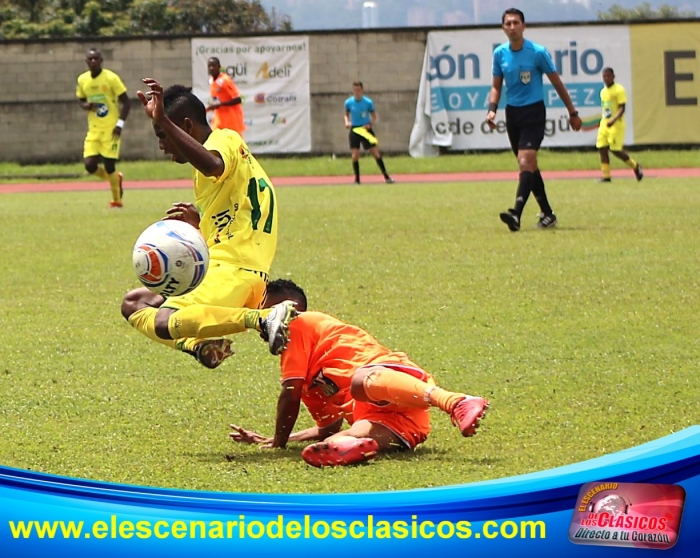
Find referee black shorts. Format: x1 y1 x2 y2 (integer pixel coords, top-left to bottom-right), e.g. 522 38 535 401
349 127 376 150
505 101 546 155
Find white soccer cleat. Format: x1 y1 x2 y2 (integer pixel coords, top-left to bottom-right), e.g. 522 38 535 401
261 300 299 355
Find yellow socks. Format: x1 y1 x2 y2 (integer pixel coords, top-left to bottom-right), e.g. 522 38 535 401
166 305 270 339
427 387 467 415
127 307 177 349
363 367 466 413
601 163 611 180
625 158 638 170
93 166 108 180
107 171 122 203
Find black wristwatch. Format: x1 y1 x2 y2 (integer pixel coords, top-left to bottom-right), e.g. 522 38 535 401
569 111 579 117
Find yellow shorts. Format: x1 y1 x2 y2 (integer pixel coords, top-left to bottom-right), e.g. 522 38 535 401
596 122 626 151
83 129 121 160
161 262 268 312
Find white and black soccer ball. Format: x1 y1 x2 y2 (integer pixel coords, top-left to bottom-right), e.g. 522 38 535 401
132 220 209 297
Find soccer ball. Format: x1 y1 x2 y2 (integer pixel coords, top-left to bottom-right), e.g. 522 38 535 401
132 220 209 297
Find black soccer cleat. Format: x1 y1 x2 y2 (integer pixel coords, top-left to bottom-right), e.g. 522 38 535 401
634 163 643 182
536 212 557 228
499 209 520 232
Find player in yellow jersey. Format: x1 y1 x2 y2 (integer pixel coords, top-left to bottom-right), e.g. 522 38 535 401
596 67 643 183
76 48 131 208
120 79 297 367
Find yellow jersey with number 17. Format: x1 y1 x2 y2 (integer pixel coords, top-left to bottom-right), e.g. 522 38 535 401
600 83 627 123
195 129 277 274
75 69 127 133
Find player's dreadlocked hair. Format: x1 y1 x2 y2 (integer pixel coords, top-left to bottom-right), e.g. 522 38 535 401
162 84 208 127
266 279 308 312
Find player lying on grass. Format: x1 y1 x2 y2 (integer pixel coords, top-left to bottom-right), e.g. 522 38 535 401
229 279 489 467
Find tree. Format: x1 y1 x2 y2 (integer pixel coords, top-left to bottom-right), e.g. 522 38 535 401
598 2 696 21
0 0 292 38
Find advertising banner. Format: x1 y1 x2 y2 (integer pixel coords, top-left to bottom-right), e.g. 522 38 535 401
192 36 311 153
409 27 633 155
630 22 700 144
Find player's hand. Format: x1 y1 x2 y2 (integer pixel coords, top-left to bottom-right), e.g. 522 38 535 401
569 113 582 132
606 119 616 127
229 424 271 445
485 111 497 130
137 78 165 123
111 126 122 140
164 202 201 229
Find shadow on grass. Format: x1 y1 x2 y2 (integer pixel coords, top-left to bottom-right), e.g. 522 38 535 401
188 450 304 465
189 445 503 469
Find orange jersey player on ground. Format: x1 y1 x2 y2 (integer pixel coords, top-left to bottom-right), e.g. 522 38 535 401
230 279 489 467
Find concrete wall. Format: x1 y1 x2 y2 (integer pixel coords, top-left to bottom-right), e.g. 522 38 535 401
0 31 427 163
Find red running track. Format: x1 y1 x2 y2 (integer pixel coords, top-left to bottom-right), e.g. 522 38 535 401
1 167 698 194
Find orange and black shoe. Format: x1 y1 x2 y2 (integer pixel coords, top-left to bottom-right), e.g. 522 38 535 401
302 437 379 468
451 397 489 437
189 338 234 369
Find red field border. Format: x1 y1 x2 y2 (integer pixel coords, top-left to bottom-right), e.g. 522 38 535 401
1 167 698 194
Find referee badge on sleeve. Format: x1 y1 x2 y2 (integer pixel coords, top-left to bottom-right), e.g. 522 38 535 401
520 70 531 84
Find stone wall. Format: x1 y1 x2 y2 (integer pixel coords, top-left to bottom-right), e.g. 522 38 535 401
0 31 427 163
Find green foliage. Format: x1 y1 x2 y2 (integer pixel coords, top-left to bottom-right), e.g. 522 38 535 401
0 173 699 492
598 2 696 20
0 0 292 38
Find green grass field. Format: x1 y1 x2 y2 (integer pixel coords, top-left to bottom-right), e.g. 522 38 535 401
1 174 699 494
1 148 699 182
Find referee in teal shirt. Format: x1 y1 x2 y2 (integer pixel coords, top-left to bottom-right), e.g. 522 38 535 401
344 82 393 185
487 8 582 231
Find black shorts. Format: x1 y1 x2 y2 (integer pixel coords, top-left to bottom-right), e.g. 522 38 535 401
349 127 377 150
505 101 546 155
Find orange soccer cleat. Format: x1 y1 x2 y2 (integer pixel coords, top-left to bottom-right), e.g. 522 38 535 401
451 397 489 437
302 437 379 468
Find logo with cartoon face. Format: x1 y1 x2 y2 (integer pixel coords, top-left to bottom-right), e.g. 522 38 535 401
95 103 109 117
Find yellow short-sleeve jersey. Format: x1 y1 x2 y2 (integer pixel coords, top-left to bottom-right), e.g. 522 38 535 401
76 69 127 133
600 83 627 122
195 129 278 274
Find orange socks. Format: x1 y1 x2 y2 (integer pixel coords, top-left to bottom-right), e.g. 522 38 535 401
363 368 466 413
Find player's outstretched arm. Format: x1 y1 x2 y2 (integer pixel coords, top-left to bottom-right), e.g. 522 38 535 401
164 202 201 229
485 76 503 130
546 72 582 131
269 379 304 449
229 424 273 445
137 78 224 177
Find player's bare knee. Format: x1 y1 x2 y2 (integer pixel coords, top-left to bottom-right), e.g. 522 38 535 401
84 162 98 174
120 287 163 320
351 366 381 402
154 310 174 340
103 159 116 174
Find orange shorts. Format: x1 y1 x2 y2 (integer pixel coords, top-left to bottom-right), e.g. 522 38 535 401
352 361 435 449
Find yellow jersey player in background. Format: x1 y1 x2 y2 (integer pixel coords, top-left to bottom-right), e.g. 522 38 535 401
596 67 643 183
76 48 131 208
121 80 297 368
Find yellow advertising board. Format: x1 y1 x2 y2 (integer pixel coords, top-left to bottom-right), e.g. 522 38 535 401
631 22 700 144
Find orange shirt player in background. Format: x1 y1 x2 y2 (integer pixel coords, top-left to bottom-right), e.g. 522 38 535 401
206 57 246 135
230 279 489 467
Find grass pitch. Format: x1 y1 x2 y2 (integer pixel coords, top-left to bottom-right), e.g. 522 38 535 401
0 175 698 493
